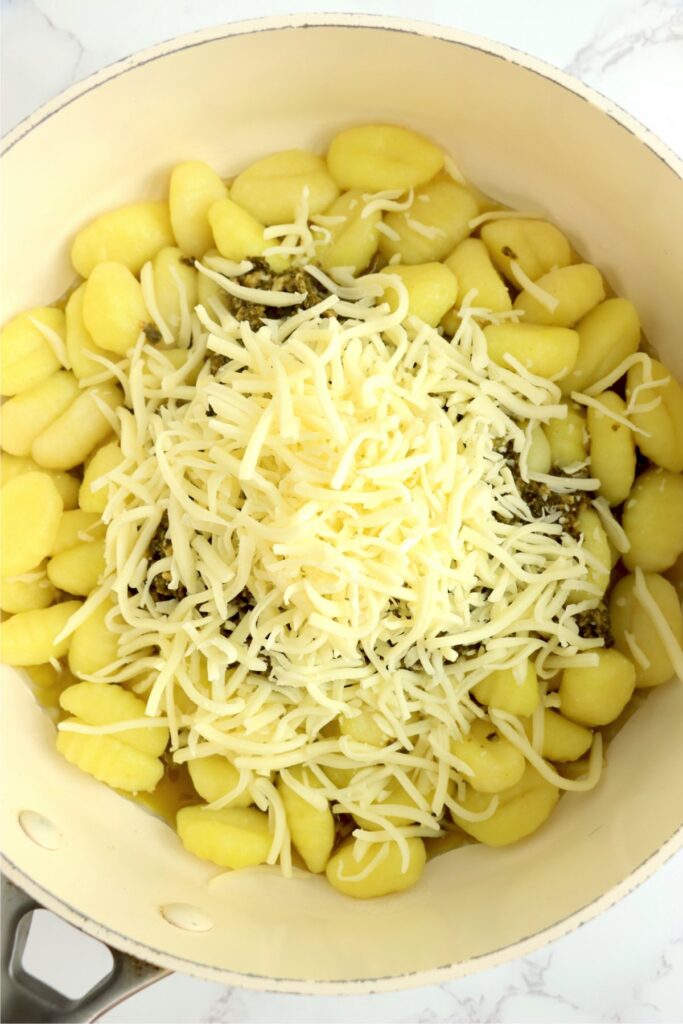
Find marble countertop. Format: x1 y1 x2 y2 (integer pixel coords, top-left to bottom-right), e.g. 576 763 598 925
2 1 682 1021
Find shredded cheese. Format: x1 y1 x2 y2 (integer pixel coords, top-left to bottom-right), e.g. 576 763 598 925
60 239 616 866
509 261 560 313
632 568 683 680
468 210 545 230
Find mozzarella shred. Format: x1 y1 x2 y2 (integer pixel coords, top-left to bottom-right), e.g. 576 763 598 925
70 256 611 867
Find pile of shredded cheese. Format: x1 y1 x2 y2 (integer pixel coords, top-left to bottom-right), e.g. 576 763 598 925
58 195 629 869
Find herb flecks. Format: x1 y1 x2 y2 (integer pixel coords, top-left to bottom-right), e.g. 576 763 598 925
147 513 188 602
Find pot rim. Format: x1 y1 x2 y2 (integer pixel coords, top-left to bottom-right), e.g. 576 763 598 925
2 11 682 995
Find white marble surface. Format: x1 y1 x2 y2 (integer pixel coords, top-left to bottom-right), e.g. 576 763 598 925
2 1 682 1021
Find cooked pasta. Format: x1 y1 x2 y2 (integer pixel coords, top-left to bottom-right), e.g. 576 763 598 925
2 123 682 899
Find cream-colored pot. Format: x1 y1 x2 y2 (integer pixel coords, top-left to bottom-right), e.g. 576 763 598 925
2 12 682 1003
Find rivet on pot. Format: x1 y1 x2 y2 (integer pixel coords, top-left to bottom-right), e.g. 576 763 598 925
160 902 214 932
18 811 63 850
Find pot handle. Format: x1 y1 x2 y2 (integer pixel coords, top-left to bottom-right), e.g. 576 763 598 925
1 875 168 1024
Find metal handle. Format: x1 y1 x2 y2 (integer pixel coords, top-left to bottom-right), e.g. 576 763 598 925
1 875 167 1024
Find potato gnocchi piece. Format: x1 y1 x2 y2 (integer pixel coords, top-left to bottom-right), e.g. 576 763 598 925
79 441 123 514
381 262 458 327
71 201 174 278
587 392 636 506
379 178 478 265
0 453 79 509
526 422 552 474
626 358 683 473
2 601 82 665
152 247 198 340
340 709 388 747
0 371 80 457
622 468 683 572
176 805 272 869
51 510 104 555
451 719 526 793
187 755 252 807
47 539 106 596
65 284 119 382
208 197 269 262
0 564 57 614
59 681 168 756
451 764 559 847
325 837 426 899
83 262 149 356
231 149 339 225
543 403 587 469
169 160 228 258
327 124 443 192
315 190 380 274
26 661 76 690
32 382 123 471
352 773 448 833
559 649 636 726
196 248 224 308
57 723 163 793
278 767 335 873
472 660 540 716
483 322 579 380
570 507 611 603
0 308 65 397
1 472 63 577
513 264 605 328
560 298 640 396
480 218 572 283
442 237 511 335
68 597 119 677
610 573 683 688
523 710 593 762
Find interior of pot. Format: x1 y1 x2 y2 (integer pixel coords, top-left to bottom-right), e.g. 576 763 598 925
2 17 682 989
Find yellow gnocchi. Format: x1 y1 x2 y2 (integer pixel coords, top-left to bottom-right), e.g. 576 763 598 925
381 262 458 327
1 472 63 577
483 322 579 379
83 262 149 356
278 767 335 873
513 264 605 328
2 601 82 665
0 371 80 457
327 124 443 192
560 298 641 396
587 392 636 506
610 573 683 688
187 755 252 807
231 149 339 225
169 160 228 258
315 190 381 274
326 838 426 898
622 468 683 572
379 178 478 265
71 201 174 278
559 649 636 726
480 218 572 283
451 765 559 847
627 358 683 473
0 308 65 397
176 806 272 869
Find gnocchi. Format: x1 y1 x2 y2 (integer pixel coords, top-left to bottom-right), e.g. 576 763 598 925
483 322 579 379
559 649 636 726
622 468 683 572
2 124 682 904
327 124 443 192
610 573 683 688
169 160 228 258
